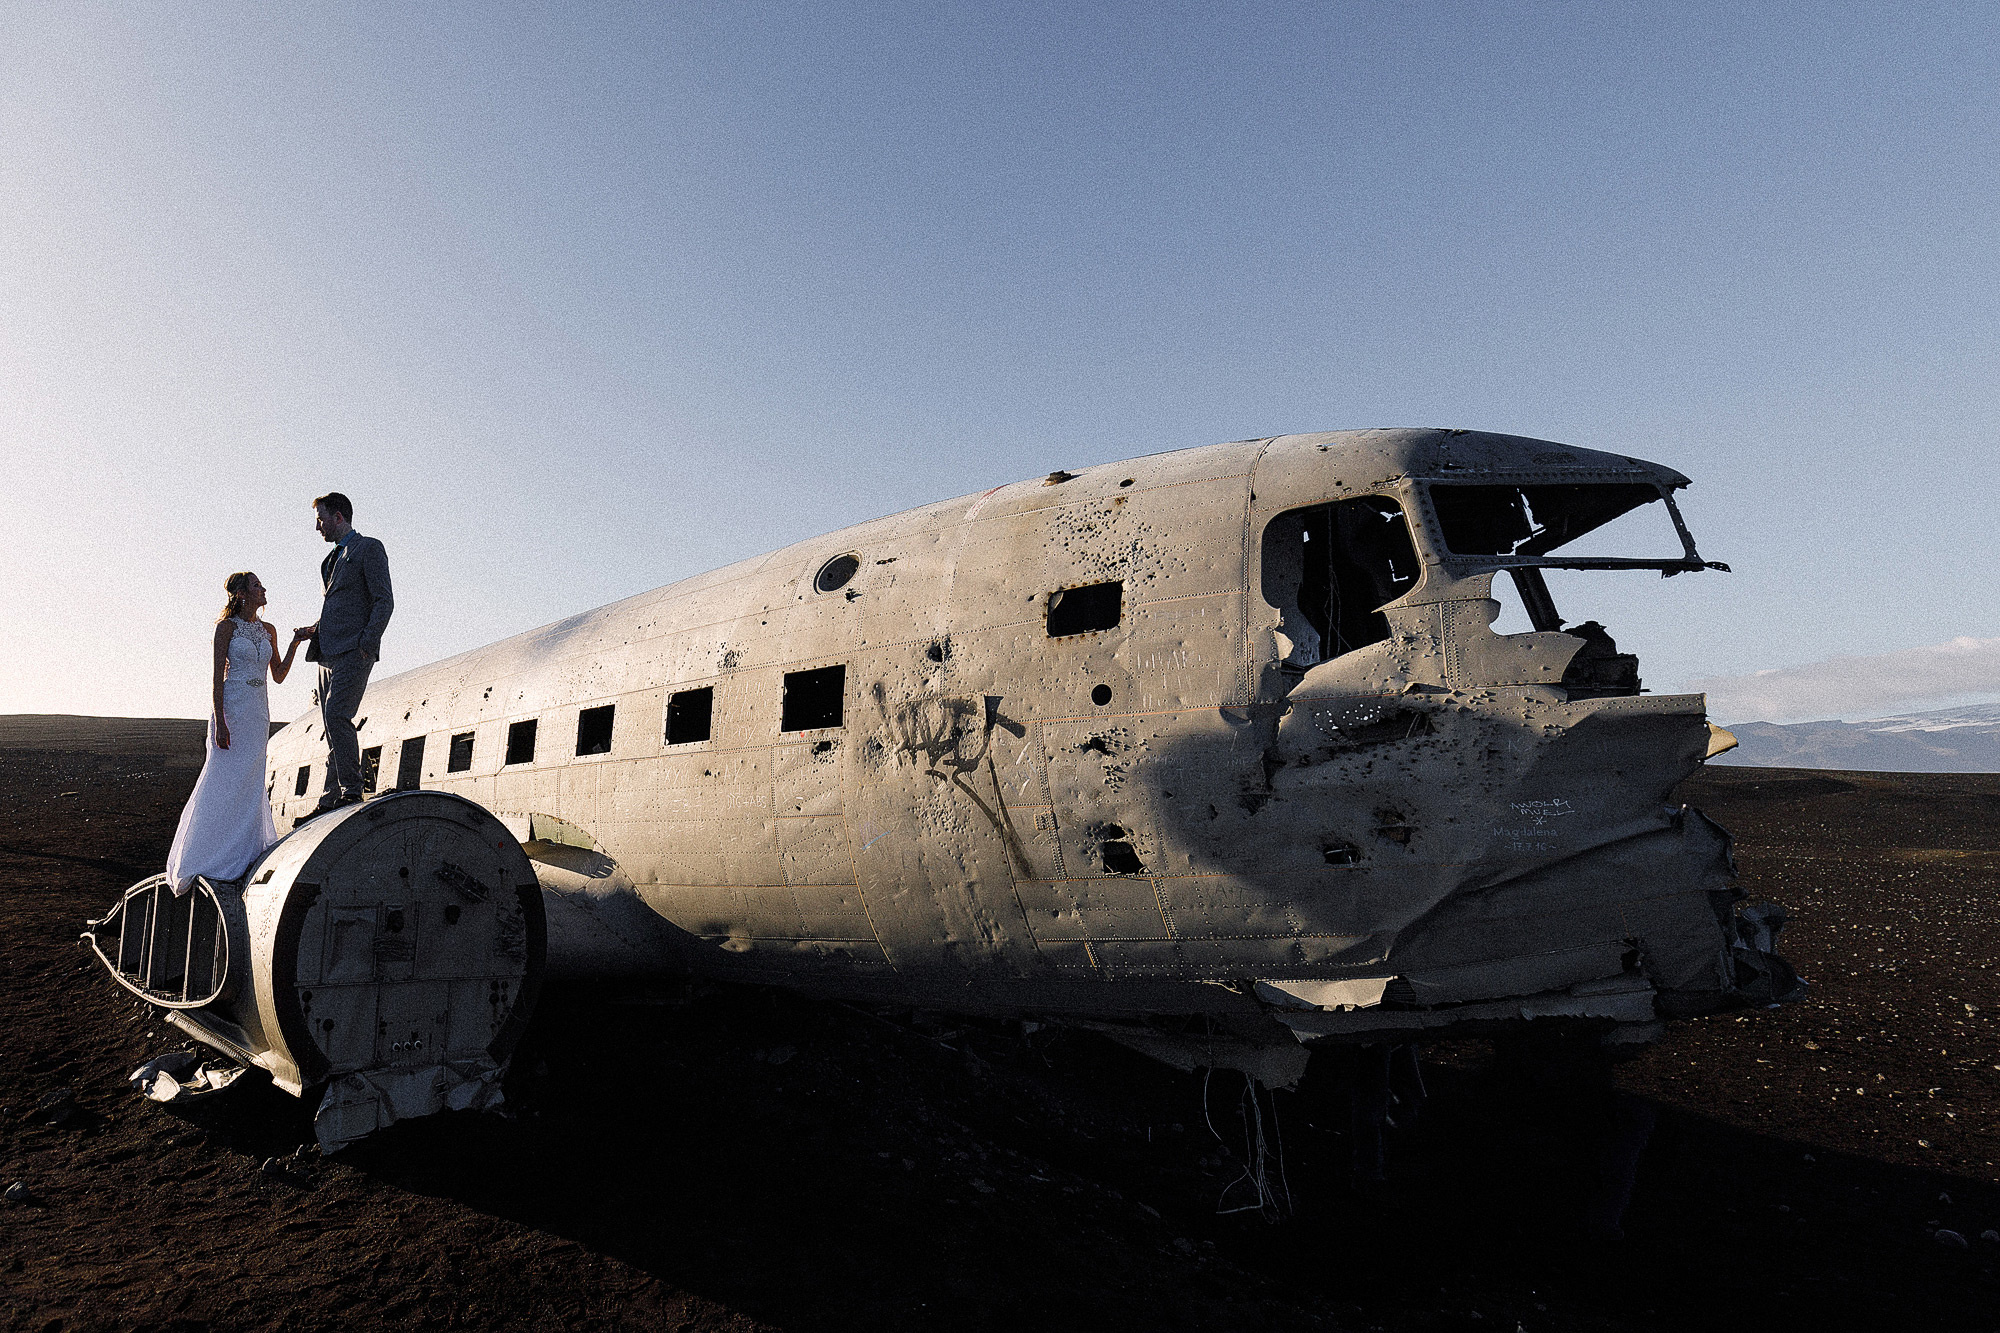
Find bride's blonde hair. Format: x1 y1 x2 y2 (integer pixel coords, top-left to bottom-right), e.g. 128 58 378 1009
219 571 257 622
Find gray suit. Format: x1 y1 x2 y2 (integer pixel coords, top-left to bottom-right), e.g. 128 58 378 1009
309 533 393 802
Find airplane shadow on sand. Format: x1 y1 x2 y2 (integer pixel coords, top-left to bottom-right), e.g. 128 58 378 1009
178 982 2000 1333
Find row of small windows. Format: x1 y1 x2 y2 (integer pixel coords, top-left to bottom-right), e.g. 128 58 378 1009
292 667 848 794
284 579 1129 798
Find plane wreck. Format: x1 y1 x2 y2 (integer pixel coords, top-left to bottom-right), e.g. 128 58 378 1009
87 427 1800 1148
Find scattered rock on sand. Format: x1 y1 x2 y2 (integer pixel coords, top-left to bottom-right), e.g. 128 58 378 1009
4 1181 34 1204
1935 1229 1968 1249
25 1088 77 1127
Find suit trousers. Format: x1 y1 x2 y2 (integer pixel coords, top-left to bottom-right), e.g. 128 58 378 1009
318 649 375 801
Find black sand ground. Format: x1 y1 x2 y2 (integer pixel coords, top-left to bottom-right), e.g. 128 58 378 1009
2 715 1996 1331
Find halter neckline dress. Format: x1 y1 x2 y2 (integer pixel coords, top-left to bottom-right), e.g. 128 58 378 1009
165 616 280 894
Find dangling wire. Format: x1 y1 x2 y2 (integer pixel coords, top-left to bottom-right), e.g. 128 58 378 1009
1205 1069 1294 1218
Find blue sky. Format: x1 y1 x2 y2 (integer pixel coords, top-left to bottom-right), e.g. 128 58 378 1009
4 3 1996 724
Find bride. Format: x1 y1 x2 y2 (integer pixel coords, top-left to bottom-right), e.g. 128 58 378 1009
165 572 309 895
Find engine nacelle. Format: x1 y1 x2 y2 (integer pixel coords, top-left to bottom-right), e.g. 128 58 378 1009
88 791 546 1148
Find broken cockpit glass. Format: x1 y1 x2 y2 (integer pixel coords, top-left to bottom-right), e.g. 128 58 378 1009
1429 483 1689 567
1428 482 1728 700
1261 497 1420 669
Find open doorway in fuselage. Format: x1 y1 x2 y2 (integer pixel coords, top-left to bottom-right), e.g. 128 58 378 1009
1260 496 1420 670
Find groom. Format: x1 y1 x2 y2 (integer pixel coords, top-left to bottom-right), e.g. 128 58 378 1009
295 492 394 817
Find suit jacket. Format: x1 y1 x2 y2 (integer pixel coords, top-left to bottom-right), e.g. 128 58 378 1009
308 532 394 662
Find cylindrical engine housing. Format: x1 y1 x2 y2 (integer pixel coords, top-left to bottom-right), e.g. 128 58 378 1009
216 790 546 1095
89 792 547 1145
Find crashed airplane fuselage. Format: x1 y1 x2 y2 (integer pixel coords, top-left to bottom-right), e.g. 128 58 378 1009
93 428 1796 1137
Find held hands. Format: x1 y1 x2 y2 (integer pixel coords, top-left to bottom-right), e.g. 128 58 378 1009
293 625 317 642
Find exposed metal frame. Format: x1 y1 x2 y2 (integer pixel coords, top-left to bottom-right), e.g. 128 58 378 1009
1426 486 1731 575
80 874 232 1009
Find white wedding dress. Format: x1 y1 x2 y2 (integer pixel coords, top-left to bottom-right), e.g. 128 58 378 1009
166 616 280 895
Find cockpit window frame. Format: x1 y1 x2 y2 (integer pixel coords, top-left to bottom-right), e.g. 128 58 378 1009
1420 480 1727 576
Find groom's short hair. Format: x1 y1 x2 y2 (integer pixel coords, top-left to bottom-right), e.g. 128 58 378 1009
313 492 354 523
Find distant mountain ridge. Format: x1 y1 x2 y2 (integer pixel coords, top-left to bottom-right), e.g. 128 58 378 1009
1714 702 2000 773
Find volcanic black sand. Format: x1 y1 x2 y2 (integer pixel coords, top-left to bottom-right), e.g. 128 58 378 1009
1 714 1995 1331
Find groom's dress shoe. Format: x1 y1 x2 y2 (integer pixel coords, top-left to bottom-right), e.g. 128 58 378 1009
293 794 364 828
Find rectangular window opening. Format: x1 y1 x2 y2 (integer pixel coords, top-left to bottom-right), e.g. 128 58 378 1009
396 736 426 791
294 765 311 797
666 687 714 745
361 746 382 793
781 665 845 732
447 731 475 773
1260 496 1420 666
505 719 538 766
576 704 615 756
1046 581 1122 637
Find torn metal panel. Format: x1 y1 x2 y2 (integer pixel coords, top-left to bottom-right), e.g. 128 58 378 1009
1253 977 1393 1012
129 1051 246 1103
314 1058 507 1153
1393 941 1632 1007
1271 974 1658 1038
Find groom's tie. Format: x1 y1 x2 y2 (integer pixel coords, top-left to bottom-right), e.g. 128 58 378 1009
321 547 338 589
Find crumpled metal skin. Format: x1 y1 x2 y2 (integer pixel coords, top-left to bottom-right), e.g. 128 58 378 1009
257 427 1797 1061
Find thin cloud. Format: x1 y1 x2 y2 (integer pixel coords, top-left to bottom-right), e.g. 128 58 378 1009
1688 636 2000 724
